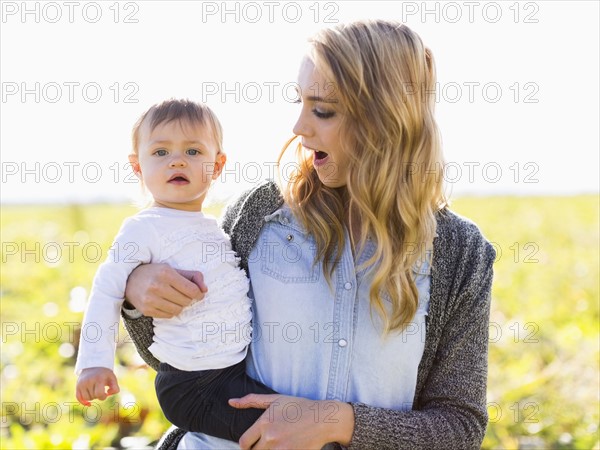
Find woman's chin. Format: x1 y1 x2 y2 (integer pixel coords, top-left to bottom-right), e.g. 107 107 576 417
317 176 346 189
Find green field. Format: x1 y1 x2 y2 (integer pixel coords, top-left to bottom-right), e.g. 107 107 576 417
1 195 598 449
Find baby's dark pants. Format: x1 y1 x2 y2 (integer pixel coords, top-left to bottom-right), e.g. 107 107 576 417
155 360 277 442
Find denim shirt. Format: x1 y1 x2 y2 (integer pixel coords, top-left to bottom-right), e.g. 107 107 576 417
177 205 431 449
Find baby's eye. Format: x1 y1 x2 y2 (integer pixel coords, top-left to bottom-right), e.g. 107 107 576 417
154 149 168 156
186 148 200 156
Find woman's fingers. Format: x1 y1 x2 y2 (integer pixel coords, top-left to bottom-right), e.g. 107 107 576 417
238 422 261 450
234 396 351 449
146 270 208 318
231 394 283 449
125 264 207 318
229 393 280 410
125 263 162 314
156 286 192 314
176 269 208 294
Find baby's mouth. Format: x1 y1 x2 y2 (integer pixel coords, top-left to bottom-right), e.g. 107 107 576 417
315 151 328 160
168 175 189 183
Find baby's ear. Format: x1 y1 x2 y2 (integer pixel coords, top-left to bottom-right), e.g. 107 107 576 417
128 154 142 177
212 153 227 180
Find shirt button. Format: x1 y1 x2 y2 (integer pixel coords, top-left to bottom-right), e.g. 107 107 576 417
344 282 352 290
338 339 348 347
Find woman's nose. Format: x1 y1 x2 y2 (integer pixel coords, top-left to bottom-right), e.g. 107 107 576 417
293 111 312 138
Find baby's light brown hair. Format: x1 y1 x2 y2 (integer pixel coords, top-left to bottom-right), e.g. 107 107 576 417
131 99 224 156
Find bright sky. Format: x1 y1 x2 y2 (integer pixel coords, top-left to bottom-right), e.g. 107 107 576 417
1 0 598 204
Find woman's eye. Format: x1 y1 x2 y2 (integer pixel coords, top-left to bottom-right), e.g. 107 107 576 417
154 149 168 156
186 149 200 156
313 108 335 119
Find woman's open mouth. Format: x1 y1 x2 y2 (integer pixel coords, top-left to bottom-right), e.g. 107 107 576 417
313 150 329 167
303 143 330 167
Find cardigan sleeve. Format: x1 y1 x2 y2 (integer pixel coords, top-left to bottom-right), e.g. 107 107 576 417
348 225 496 449
221 188 254 236
121 309 160 371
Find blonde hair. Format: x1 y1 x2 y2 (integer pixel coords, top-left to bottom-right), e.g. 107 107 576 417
279 20 447 333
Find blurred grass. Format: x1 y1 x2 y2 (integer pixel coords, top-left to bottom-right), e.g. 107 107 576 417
450 195 599 450
1 195 598 449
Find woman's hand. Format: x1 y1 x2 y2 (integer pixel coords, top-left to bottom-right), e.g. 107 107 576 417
229 394 355 449
124 263 207 318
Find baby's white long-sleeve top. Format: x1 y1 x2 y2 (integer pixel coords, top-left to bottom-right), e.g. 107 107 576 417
74 207 252 374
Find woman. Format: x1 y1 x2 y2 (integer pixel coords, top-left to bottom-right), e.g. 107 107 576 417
122 19 495 449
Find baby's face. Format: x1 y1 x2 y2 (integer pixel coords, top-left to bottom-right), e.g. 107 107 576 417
133 119 225 211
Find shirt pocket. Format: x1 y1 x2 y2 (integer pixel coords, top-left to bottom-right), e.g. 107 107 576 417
258 219 321 284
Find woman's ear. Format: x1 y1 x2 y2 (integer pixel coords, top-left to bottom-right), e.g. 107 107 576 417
212 153 227 180
128 154 142 178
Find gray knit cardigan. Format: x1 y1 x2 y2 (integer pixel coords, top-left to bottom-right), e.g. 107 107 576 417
122 181 496 450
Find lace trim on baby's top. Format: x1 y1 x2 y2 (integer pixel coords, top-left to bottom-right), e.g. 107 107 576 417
178 270 253 357
188 302 252 359
177 253 250 323
158 224 231 263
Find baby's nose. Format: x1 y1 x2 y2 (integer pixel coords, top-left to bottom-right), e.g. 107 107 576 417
169 157 186 167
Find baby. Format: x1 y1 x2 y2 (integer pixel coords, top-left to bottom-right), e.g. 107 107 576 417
75 99 275 442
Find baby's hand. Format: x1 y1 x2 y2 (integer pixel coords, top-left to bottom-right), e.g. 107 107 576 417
76 367 120 406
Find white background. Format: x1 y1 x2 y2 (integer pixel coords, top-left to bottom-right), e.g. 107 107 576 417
1 0 598 204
